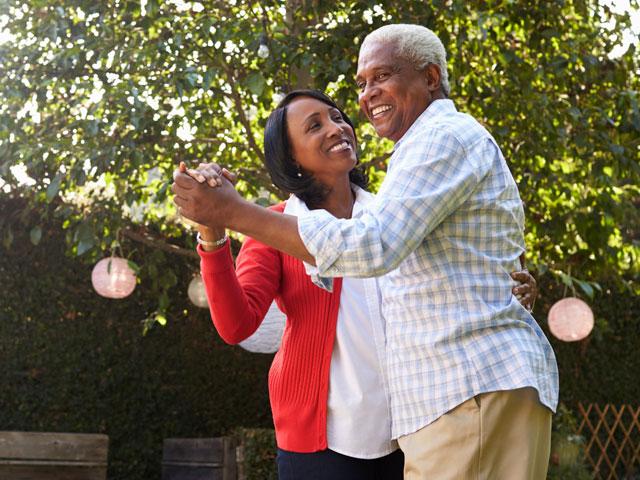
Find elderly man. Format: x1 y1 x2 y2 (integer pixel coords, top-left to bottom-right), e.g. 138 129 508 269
174 24 558 479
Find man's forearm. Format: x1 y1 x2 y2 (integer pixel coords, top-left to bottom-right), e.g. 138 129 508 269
224 200 317 265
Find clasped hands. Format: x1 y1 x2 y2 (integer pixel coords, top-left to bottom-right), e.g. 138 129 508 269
171 162 239 230
171 162 538 309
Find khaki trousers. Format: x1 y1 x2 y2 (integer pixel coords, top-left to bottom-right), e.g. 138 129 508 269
397 387 552 480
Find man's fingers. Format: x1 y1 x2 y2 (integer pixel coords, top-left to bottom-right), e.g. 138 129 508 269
171 181 194 199
172 191 189 207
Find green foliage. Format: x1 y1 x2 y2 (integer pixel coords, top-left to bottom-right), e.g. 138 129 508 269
548 404 593 479
1 0 638 324
234 427 278 480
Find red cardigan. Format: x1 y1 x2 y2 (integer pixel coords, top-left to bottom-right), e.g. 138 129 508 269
198 202 343 453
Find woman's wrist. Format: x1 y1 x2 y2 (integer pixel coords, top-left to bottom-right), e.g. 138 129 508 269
198 226 227 251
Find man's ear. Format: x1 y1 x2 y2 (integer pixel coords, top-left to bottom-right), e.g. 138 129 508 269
425 64 442 93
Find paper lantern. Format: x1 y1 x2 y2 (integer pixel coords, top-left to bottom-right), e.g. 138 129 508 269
91 257 136 299
239 302 286 353
188 275 209 308
548 297 594 342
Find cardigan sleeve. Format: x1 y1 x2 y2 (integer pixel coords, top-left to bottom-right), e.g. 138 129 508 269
198 235 282 345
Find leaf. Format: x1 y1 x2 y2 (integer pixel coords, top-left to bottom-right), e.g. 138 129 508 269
558 271 573 288
2 228 13 249
574 279 595 299
203 69 215 90
155 312 167 326
127 260 141 275
30 226 42 245
75 222 94 256
246 72 265 96
609 144 625 155
46 173 63 202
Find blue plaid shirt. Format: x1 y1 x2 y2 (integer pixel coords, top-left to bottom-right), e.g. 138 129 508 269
298 99 559 438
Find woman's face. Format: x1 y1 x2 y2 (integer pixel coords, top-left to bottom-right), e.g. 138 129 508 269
285 97 357 187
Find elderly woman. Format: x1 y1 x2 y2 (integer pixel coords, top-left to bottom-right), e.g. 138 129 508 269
174 90 537 480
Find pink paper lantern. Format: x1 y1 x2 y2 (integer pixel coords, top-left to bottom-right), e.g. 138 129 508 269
91 257 137 299
548 297 594 342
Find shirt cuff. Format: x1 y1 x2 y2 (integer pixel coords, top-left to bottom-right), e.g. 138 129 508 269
298 209 343 288
197 241 234 275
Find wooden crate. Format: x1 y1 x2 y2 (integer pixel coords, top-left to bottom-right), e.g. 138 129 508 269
0 431 108 480
162 437 237 480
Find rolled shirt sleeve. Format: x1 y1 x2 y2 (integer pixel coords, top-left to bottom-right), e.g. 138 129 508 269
299 127 491 279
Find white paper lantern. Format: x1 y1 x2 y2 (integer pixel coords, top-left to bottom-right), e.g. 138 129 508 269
257 43 270 59
239 302 286 353
91 257 137 299
188 274 209 308
548 297 594 342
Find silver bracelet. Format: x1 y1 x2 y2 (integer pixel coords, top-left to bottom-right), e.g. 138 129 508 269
196 231 228 248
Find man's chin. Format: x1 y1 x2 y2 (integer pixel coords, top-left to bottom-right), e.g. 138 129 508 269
373 124 394 141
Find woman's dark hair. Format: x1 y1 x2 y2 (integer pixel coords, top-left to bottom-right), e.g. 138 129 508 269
263 89 368 209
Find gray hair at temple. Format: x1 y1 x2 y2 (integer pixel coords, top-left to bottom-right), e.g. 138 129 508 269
361 24 450 97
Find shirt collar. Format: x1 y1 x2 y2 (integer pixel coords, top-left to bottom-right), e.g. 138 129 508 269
283 184 373 217
393 99 456 151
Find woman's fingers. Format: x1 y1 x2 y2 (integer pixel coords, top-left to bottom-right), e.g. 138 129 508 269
178 162 227 188
186 168 207 183
221 168 238 185
510 269 537 312
200 165 223 187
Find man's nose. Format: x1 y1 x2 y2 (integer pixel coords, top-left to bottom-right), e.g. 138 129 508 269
359 83 380 108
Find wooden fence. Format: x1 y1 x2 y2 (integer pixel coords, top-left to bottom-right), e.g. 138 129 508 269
577 403 640 480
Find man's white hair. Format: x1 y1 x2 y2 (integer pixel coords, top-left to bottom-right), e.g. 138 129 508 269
361 24 450 96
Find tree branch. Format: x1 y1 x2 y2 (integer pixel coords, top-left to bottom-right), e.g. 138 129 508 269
122 227 198 260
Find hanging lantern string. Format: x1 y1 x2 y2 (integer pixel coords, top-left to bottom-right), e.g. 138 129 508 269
111 227 126 259
256 12 270 59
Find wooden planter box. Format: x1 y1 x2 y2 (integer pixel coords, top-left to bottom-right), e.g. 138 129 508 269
0 431 108 480
162 437 237 480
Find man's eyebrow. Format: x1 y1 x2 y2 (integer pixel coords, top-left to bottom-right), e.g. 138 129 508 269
355 65 397 81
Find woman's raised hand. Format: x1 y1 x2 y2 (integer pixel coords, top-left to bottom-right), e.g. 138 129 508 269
510 269 538 312
179 161 237 187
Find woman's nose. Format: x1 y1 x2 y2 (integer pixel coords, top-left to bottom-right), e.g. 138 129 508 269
327 119 345 137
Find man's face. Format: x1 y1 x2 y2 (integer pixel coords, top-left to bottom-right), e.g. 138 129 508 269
356 41 433 142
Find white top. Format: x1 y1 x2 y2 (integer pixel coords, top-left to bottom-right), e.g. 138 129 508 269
285 188 397 458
